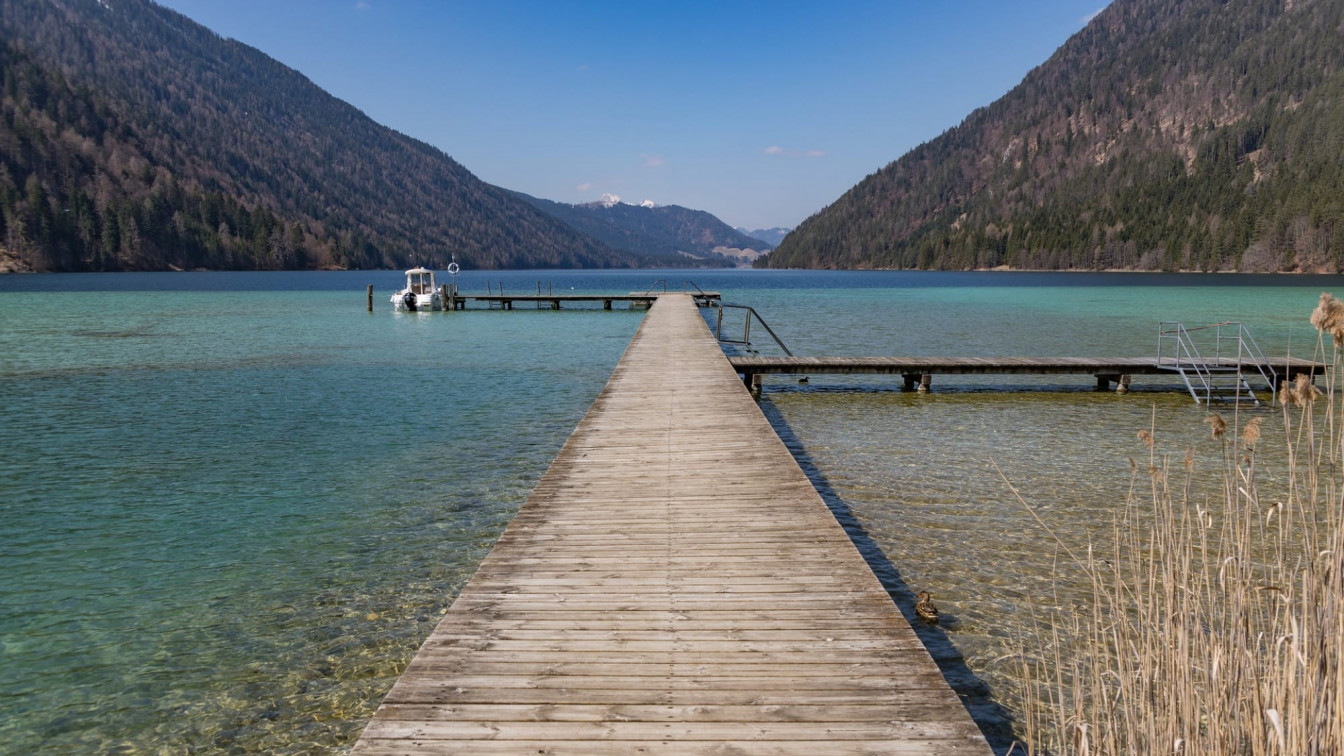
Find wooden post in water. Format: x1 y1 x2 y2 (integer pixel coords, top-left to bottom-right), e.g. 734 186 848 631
917 373 932 393
366 284 373 312
1116 374 1131 394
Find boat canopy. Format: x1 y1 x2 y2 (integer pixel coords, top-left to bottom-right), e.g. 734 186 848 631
403 267 437 294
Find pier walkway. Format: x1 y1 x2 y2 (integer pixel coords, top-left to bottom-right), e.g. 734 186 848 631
729 355 1324 393
448 291 721 310
353 294 991 754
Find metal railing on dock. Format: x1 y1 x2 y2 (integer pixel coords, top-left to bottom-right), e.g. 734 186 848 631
1157 321 1275 405
714 303 793 356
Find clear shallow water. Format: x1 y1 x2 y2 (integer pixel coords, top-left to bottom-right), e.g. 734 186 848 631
1 269 1342 753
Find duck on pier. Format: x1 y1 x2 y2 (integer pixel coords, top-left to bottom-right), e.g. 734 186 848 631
914 591 939 624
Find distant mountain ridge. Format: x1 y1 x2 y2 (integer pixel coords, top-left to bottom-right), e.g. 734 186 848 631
0 0 634 272
736 227 790 247
763 0 1344 272
512 192 772 266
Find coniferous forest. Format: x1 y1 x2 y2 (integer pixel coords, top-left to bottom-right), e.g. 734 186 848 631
0 0 637 272
762 0 1344 272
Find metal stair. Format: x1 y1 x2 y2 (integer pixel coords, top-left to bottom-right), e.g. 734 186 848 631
1156 321 1276 405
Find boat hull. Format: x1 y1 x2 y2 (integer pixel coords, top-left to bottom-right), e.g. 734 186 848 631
391 292 444 312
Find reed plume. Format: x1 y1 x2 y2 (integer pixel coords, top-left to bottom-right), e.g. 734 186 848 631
1281 373 1321 408
1241 416 1263 447
1203 413 1227 439
1310 291 1344 345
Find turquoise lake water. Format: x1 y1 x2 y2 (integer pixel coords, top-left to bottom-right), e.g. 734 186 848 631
2 269 1342 753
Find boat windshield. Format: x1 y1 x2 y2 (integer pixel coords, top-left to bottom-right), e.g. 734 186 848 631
407 271 435 294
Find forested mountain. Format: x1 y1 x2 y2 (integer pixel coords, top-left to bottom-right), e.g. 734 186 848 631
0 0 634 272
512 192 772 266
763 0 1344 272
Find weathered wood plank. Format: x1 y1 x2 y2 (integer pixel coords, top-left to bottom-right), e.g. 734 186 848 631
374 703 969 722
354 741 993 756
351 294 990 754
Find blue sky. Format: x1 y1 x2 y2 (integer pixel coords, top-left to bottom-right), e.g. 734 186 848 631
156 1 1109 230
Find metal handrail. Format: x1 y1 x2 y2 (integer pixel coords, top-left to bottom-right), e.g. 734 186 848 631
715 304 793 356
1157 321 1272 405
1167 324 1214 402
644 279 669 295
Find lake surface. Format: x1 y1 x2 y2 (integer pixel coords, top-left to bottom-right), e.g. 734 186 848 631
2 268 1341 753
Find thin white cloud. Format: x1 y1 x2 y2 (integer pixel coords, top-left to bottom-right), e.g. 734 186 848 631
354 1 371 10
1081 5 1106 24
641 154 666 168
575 182 594 192
764 146 824 158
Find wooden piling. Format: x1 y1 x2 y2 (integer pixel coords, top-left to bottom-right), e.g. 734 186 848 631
366 284 373 312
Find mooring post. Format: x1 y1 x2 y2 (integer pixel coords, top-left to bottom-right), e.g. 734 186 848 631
366 284 373 312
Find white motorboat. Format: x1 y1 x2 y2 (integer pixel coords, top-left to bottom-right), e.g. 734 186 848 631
391 267 443 312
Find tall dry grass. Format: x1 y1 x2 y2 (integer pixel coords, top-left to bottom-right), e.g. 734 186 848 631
1016 293 1344 755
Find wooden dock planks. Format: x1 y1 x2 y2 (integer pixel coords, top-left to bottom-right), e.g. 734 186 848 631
728 354 1323 377
352 294 991 755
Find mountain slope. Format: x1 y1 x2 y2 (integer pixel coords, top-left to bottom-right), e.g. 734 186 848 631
763 0 1344 272
0 0 632 272
512 193 772 266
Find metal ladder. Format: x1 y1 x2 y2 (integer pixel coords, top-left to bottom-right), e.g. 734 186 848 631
1156 321 1275 405
713 304 793 356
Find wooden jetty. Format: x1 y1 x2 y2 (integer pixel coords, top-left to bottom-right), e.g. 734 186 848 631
353 293 991 755
445 291 721 310
729 355 1325 394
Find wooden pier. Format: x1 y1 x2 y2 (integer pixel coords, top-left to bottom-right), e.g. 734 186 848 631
353 294 991 754
445 291 721 310
729 355 1325 394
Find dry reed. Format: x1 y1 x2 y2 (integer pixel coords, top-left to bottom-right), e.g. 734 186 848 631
1015 295 1344 755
